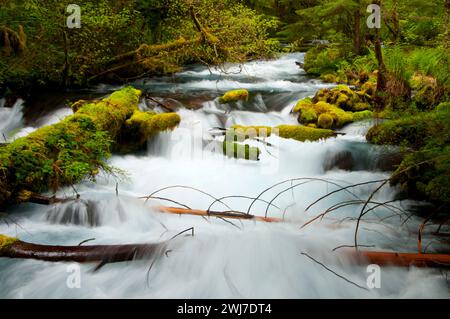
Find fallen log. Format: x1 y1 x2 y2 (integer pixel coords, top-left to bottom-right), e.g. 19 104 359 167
0 234 167 264
0 87 180 208
155 206 281 223
348 250 450 268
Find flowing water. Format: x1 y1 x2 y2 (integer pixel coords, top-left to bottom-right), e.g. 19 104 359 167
0 53 449 298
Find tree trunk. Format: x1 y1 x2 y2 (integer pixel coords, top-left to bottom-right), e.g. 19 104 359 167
0 87 180 208
353 9 362 55
445 0 450 48
0 237 167 264
374 22 387 109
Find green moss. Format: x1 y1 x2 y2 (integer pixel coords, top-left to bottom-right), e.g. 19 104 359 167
313 101 354 127
320 73 338 83
298 107 318 124
0 86 180 207
436 102 450 112
230 125 272 138
317 113 333 129
228 124 335 143
276 125 335 142
222 141 260 161
218 89 249 104
118 110 181 152
366 107 450 204
292 97 313 113
352 110 373 122
0 234 18 253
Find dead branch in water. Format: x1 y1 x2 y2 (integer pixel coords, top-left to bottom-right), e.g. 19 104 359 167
300 251 369 290
0 237 168 265
247 177 361 216
156 206 281 223
347 249 450 268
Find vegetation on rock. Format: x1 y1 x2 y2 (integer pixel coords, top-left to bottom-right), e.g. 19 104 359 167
219 89 249 104
0 86 180 207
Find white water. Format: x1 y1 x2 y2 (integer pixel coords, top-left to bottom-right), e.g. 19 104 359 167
0 53 448 298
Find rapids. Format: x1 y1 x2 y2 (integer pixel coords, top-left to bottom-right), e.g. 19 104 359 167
0 53 448 298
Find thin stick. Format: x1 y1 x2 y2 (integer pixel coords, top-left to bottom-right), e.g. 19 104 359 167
300 252 368 291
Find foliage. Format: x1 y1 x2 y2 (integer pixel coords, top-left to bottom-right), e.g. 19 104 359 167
366 107 450 204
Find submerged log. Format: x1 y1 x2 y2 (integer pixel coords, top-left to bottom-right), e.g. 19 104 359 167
348 250 450 268
0 234 166 264
156 206 281 223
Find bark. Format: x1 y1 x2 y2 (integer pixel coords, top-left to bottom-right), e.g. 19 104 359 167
349 250 450 268
156 206 281 223
353 9 362 55
0 87 180 208
374 27 387 109
1 239 167 264
445 0 450 48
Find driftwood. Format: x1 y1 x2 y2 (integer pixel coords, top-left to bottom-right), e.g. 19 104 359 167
348 250 450 268
156 206 281 223
0 237 167 264
28 193 78 205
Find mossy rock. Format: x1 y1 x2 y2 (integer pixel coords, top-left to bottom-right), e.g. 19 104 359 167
218 89 249 104
222 141 260 161
352 110 373 122
228 124 335 143
0 234 18 253
292 97 313 113
312 85 371 112
317 113 333 129
230 125 272 138
118 110 181 152
277 125 335 142
366 108 450 205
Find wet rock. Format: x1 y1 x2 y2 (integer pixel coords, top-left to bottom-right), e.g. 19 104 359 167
323 150 355 171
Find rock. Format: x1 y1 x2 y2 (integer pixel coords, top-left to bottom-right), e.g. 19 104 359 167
323 150 355 171
218 89 249 104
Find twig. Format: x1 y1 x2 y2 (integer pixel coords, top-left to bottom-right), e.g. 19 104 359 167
300 252 368 291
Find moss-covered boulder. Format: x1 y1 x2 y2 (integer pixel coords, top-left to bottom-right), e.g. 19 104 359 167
118 110 181 153
293 87 374 129
0 86 180 207
222 141 260 161
366 107 450 205
230 124 335 143
294 99 353 128
277 125 335 142
312 85 371 112
218 89 249 104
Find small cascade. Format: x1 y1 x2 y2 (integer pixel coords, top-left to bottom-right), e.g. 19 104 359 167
0 98 25 140
0 52 447 299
